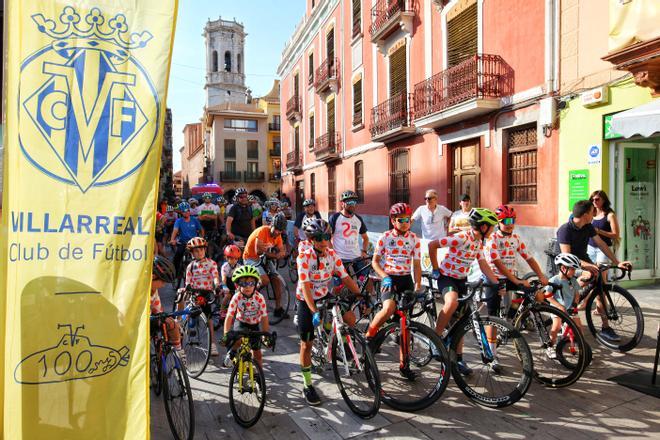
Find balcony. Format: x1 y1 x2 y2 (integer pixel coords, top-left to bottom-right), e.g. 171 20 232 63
286 95 302 122
270 145 281 156
370 91 415 142
286 150 303 174
218 171 242 182
269 173 281 182
413 54 514 129
268 122 281 131
244 171 265 182
370 0 414 52
314 58 340 96
313 132 341 163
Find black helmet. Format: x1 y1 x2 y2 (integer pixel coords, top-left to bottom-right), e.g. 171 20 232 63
340 190 358 202
302 198 316 207
153 255 176 284
303 218 330 238
271 212 287 231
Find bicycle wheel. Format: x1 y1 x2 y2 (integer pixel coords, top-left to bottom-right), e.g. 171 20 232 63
288 254 298 283
162 349 195 440
229 356 266 428
371 321 450 412
449 315 533 408
410 292 438 330
267 274 291 325
150 341 162 396
514 304 587 388
585 285 644 352
181 312 211 378
331 327 381 419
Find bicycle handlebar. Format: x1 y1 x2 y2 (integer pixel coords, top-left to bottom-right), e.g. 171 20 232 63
151 306 202 322
225 330 278 351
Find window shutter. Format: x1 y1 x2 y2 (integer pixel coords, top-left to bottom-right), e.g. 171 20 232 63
327 98 335 134
294 74 300 96
353 79 362 115
327 29 334 60
389 45 407 97
309 115 315 148
447 3 478 67
352 0 361 34
507 125 538 203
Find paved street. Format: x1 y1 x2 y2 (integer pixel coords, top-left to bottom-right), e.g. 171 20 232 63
152 282 660 439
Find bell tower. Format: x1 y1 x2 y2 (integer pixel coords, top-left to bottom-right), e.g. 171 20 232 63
204 17 247 107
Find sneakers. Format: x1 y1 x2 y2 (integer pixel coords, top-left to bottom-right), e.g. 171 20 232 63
490 357 502 375
546 345 558 360
223 352 234 368
456 359 473 376
274 307 290 319
399 366 418 381
211 344 219 356
599 327 622 342
303 385 321 406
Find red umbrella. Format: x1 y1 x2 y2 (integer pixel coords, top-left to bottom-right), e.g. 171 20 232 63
191 183 223 195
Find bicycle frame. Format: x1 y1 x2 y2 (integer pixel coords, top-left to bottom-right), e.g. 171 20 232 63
236 338 256 393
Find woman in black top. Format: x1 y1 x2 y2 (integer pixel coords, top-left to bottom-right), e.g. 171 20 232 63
588 190 620 264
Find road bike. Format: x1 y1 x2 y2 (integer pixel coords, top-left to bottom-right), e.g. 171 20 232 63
150 308 196 440
369 290 451 412
173 286 213 378
256 254 292 325
310 294 381 418
224 329 277 428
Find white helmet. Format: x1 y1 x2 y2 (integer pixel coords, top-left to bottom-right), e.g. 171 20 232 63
554 253 581 270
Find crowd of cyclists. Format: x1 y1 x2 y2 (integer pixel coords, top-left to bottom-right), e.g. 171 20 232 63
149 186 644 438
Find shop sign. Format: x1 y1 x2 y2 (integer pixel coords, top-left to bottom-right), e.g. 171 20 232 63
604 114 624 140
581 86 608 107
587 144 602 165
625 182 655 270
568 169 590 211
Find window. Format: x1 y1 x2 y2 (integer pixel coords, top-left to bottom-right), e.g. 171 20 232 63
507 125 538 203
212 50 218 72
224 139 236 159
355 161 364 203
326 28 334 60
294 126 300 151
309 115 315 149
328 165 336 214
224 51 232 72
389 44 407 97
447 3 478 67
308 53 314 85
224 119 258 132
224 161 236 173
353 78 363 126
247 140 259 159
294 73 300 97
389 149 410 205
327 97 335 134
274 115 281 126
237 53 242 73
310 173 316 201
247 161 258 174
352 0 361 38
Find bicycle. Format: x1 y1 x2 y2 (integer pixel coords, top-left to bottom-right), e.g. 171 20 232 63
413 276 533 408
369 290 451 412
150 308 196 440
525 264 643 352
310 293 381 419
175 249 193 289
173 286 213 378
224 329 277 428
256 254 292 325
509 280 589 388
277 242 298 283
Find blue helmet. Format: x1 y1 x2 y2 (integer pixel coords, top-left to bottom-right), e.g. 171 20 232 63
178 202 191 212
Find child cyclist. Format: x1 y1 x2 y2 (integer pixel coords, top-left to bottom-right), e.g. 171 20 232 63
219 244 242 321
545 253 591 359
365 203 422 379
429 208 501 375
151 255 184 360
221 265 273 368
182 236 221 356
296 218 362 406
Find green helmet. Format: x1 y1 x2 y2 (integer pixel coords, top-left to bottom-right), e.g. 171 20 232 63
468 208 499 228
232 264 260 283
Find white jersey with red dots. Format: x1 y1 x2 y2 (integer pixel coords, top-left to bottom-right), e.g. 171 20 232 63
375 229 421 275
185 258 220 290
437 230 485 279
484 229 531 279
226 291 268 325
296 247 348 301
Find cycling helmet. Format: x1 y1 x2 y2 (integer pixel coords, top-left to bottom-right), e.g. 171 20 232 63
340 190 358 202
389 202 412 217
302 198 316 207
265 198 280 209
554 253 581 270
166 205 175 213
186 236 207 250
495 205 516 220
223 244 241 259
188 197 198 204
235 187 248 196
202 192 212 200
153 255 176 284
216 196 226 205
178 202 191 212
468 208 499 228
271 212 287 231
248 195 257 203
303 218 331 238
232 264 261 283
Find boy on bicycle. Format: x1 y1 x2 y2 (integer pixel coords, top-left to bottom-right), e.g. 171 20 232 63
151 255 184 359
429 208 500 375
219 244 242 321
365 203 422 379
221 265 272 368
297 218 361 406
183 236 221 356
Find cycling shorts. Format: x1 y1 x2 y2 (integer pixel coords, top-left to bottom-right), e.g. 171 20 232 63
381 274 414 302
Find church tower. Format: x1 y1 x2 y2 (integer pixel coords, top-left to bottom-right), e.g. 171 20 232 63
203 17 247 107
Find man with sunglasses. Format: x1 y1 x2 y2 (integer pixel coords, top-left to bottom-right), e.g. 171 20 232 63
329 190 370 276
412 189 453 240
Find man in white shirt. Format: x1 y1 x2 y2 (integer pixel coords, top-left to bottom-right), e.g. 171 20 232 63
412 189 452 240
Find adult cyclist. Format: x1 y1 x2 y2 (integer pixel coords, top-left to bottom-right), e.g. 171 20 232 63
169 201 204 277
329 190 371 279
226 187 255 246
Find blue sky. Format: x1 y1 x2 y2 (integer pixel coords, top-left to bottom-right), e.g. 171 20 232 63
167 0 305 170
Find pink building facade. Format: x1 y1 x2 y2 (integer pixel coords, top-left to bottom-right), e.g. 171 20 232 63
278 0 561 259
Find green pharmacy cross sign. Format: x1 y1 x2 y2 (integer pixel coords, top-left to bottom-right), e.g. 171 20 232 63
604 114 624 140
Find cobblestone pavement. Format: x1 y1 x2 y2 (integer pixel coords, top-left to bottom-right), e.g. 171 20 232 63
152 281 660 439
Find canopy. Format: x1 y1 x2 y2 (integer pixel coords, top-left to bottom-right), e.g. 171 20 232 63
191 183 223 195
611 99 660 138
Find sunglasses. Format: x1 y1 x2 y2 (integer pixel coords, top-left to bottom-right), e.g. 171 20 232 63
344 200 358 206
500 218 515 225
238 195 248 198
394 217 411 224
237 280 257 287
312 233 332 242
424 196 436 200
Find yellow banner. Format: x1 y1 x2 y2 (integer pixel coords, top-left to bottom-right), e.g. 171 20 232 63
1 1 178 438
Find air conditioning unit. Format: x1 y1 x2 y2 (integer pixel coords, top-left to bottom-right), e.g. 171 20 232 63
539 97 557 127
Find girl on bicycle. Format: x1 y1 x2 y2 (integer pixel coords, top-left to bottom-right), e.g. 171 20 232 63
151 255 184 359
221 265 271 368
296 218 361 406
219 244 242 321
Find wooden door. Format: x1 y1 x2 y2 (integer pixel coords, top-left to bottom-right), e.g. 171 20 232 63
296 179 305 213
452 139 480 209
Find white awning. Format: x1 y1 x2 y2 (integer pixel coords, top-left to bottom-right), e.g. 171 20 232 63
611 99 660 138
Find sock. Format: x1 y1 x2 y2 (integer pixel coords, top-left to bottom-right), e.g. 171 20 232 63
488 339 497 357
457 354 463 362
365 326 378 339
301 365 312 388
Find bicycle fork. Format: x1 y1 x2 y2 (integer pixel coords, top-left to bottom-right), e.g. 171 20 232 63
237 354 255 393
330 305 362 375
470 310 494 363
